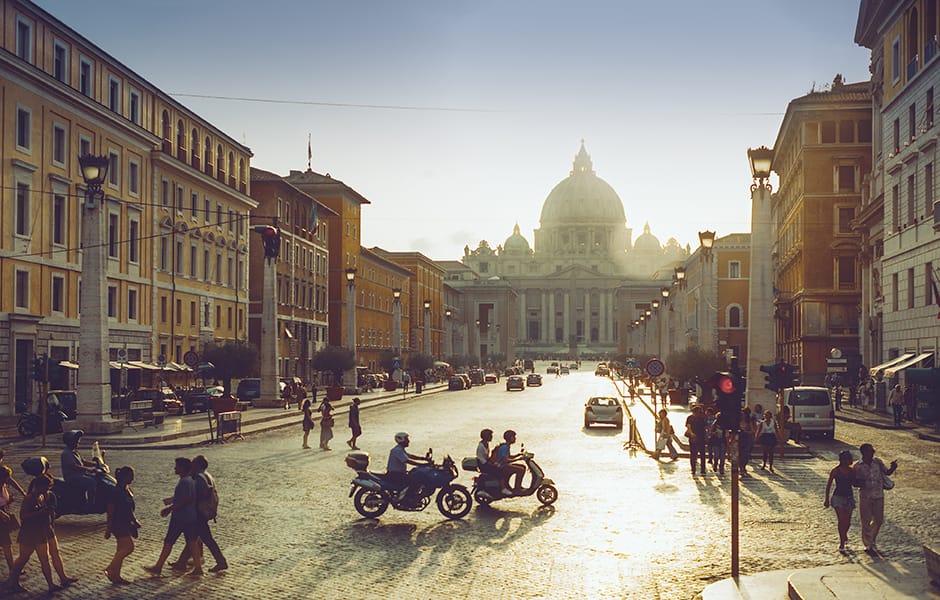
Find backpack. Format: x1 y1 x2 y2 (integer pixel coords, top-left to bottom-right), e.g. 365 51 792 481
197 473 219 521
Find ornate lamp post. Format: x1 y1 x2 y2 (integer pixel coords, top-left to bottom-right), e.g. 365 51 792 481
77 154 120 432
444 309 452 358
698 230 716 352
746 145 776 409
423 299 431 356
392 288 402 380
345 268 357 388
475 319 481 366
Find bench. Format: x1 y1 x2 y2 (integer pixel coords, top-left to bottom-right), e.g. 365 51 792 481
126 400 154 430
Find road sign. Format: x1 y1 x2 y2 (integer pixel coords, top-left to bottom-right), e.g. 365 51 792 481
625 360 638 368
183 350 200 368
116 348 128 364
157 354 167 367
645 358 665 378
392 358 402 371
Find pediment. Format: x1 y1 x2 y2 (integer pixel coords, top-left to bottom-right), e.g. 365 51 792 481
544 263 609 280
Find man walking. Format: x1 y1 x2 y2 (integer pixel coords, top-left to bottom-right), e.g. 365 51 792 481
685 405 708 475
145 457 202 577
169 455 227 573
346 398 361 450
888 384 903 427
853 443 898 555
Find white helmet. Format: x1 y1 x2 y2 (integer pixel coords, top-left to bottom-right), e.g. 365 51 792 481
394 432 410 444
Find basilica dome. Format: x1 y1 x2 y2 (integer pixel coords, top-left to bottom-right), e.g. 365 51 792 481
633 223 661 252
503 223 531 254
539 142 626 227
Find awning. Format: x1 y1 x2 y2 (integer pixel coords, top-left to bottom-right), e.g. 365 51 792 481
109 361 140 370
434 361 450 368
869 353 915 377
883 352 933 378
128 360 161 371
167 361 192 372
58 360 79 369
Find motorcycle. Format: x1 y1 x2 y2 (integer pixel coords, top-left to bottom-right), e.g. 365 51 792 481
17 408 69 438
462 448 558 507
346 449 472 520
21 442 117 517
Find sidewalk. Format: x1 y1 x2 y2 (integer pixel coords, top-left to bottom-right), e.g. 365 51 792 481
835 405 940 442
0 382 448 450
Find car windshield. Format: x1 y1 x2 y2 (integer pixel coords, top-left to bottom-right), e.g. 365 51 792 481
789 391 831 406
590 397 617 406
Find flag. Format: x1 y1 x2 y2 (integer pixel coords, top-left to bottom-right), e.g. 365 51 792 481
307 133 312 171
310 202 318 235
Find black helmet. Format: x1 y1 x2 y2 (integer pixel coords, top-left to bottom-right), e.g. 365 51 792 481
63 429 84 447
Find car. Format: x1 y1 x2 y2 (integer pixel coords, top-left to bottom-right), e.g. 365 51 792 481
526 373 542 387
778 386 835 438
595 366 610 376
448 376 466 391
546 366 558 374
584 396 623 429
560 366 570 375
569 363 578 370
181 386 222 414
236 378 261 403
468 369 485 385
45 390 78 420
506 375 525 391
458 373 472 389
484 373 498 384
126 387 183 415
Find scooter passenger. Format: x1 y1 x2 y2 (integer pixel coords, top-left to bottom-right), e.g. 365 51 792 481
475 429 501 477
495 430 526 495
60 430 97 508
386 432 429 500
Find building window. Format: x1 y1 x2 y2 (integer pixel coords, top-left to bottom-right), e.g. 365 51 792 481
16 16 32 61
108 77 121 113
107 286 117 318
892 185 900 228
128 218 139 263
204 303 210 327
15 183 30 237
175 241 183 273
838 165 855 192
176 186 184 212
821 121 836 143
159 237 168 270
929 88 936 129
859 119 873 143
176 299 182 325
893 119 900 153
53 194 66 245
79 57 92 96
53 41 69 83
203 249 210 282
108 152 119 187
15 270 29 309
191 192 198 218
216 253 223 284
190 245 197 277
728 306 741 328
204 198 211 224
837 207 854 233
128 160 139 195
129 89 140 124
908 268 916 309
927 263 935 306
838 256 856 289
160 296 167 322
127 288 138 321
51 276 64 313
108 213 119 258
227 257 234 287
892 272 899 311
79 135 90 158
908 175 916 225
161 179 169 207
190 301 197 326
839 120 854 143
728 261 741 279
191 129 199 166
16 106 31 151
228 209 234 232
216 203 222 226
892 35 901 83
52 124 67 166
909 103 917 142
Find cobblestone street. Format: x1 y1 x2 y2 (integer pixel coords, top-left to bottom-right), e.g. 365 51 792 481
2 367 938 599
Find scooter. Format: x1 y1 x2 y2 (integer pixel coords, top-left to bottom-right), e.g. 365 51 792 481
21 442 117 517
463 448 558 507
346 449 473 520
17 408 69 438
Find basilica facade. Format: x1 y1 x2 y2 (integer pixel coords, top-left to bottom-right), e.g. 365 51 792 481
460 143 687 357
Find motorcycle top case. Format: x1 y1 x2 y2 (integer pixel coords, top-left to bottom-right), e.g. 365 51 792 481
461 457 480 471
22 456 50 476
345 451 369 471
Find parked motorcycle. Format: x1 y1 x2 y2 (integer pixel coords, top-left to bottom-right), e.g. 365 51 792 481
21 441 116 517
346 449 472 519
17 408 69 438
462 448 558 506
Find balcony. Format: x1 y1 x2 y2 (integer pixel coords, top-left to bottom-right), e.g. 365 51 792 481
908 55 919 80
927 37 938 63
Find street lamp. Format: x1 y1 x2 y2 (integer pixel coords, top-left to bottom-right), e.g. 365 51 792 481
651 299 660 310
748 145 774 192
475 319 481 367
444 309 452 358
423 299 431 356
345 268 356 356
698 230 716 257
675 266 686 287
392 288 402 374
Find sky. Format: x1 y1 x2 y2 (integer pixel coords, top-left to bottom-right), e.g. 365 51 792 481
35 0 872 261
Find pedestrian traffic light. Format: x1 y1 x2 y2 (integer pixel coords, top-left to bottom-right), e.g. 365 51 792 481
712 371 742 431
760 362 780 392
253 225 280 259
32 355 46 382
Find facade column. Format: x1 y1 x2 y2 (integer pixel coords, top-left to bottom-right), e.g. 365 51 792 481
540 290 548 343
563 291 570 347
519 290 527 344
584 289 591 343
548 291 556 345
258 258 280 407
599 291 607 343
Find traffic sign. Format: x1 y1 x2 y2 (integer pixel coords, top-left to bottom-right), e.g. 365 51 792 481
645 358 665 378
392 358 402 371
116 348 128 364
183 350 200 368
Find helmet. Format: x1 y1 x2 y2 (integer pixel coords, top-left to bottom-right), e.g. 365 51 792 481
394 432 410 444
63 429 84 447
503 429 516 441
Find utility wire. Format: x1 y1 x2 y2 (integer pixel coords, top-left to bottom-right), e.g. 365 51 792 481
170 93 504 113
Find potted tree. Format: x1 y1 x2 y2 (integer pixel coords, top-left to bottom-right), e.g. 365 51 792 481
312 346 355 401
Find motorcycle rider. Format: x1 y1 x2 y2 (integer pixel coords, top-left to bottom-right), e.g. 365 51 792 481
60 430 97 509
386 432 429 501
495 430 526 495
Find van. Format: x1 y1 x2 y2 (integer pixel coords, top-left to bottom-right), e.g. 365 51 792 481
778 386 835 438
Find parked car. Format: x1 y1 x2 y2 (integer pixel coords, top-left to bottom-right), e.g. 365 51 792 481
458 373 472 389
448 376 467 391
584 396 623 429
778 386 835 438
468 369 485 385
126 387 183 415
560 366 570 375
484 373 498 384
546 366 558 374
595 366 610 376
45 390 78 420
181 386 222 414
506 375 526 391
236 378 261 403
569 363 579 370
526 373 542 387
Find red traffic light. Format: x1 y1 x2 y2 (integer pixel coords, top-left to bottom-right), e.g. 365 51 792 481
717 374 736 394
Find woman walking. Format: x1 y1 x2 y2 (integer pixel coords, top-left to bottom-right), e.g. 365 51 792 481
5 476 63 593
757 410 779 473
301 400 314 449
105 466 140 584
0 465 25 576
653 409 678 460
738 408 754 478
824 450 857 553
318 397 334 450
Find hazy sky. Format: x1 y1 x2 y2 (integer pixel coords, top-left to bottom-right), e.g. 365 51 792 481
36 0 871 261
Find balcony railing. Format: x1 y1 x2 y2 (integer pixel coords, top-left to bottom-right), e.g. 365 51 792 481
927 37 938 63
908 55 919 80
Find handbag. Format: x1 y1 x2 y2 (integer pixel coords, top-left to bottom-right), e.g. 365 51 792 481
321 415 334 427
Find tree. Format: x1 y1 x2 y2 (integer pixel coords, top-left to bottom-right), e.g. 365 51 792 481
312 346 356 386
665 347 727 385
202 341 258 393
378 350 398 374
407 352 434 375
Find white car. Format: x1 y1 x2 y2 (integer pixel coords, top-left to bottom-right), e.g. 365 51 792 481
584 396 623 429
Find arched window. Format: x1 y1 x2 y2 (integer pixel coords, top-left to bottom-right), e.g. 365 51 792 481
909 8 920 74
228 152 235 187
190 128 199 167
204 137 212 176
216 144 224 181
728 305 742 328
176 120 185 160
161 111 171 152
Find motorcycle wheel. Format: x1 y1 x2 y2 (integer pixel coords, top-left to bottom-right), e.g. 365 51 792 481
353 487 389 518
436 484 472 519
536 484 558 506
18 420 37 438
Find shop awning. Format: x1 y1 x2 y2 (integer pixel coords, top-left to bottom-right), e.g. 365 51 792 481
58 360 79 369
883 352 933 378
869 353 915 377
166 361 192 372
128 361 161 371
109 361 140 370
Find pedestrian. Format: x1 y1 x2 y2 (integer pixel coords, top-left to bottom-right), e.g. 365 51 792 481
853 443 898 555
824 450 856 553
5 475 76 593
301 399 314 449
653 409 678 461
888 384 903 427
757 410 779 473
738 408 754 478
104 466 139 584
144 457 202 577
684 405 707 475
704 406 717 468
347 398 362 450
318 397 334 451
169 455 227 574
834 386 843 411
708 413 727 475
1 465 25 576
849 385 858 408
904 384 916 423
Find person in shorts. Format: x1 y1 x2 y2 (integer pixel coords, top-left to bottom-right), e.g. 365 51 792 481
144 457 202 577
824 450 856 553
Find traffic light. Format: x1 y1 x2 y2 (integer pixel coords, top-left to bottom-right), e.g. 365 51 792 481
781 363 799 389
760 362 780 392
712 371 742 431
32 355 46 382
253 225 280 259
